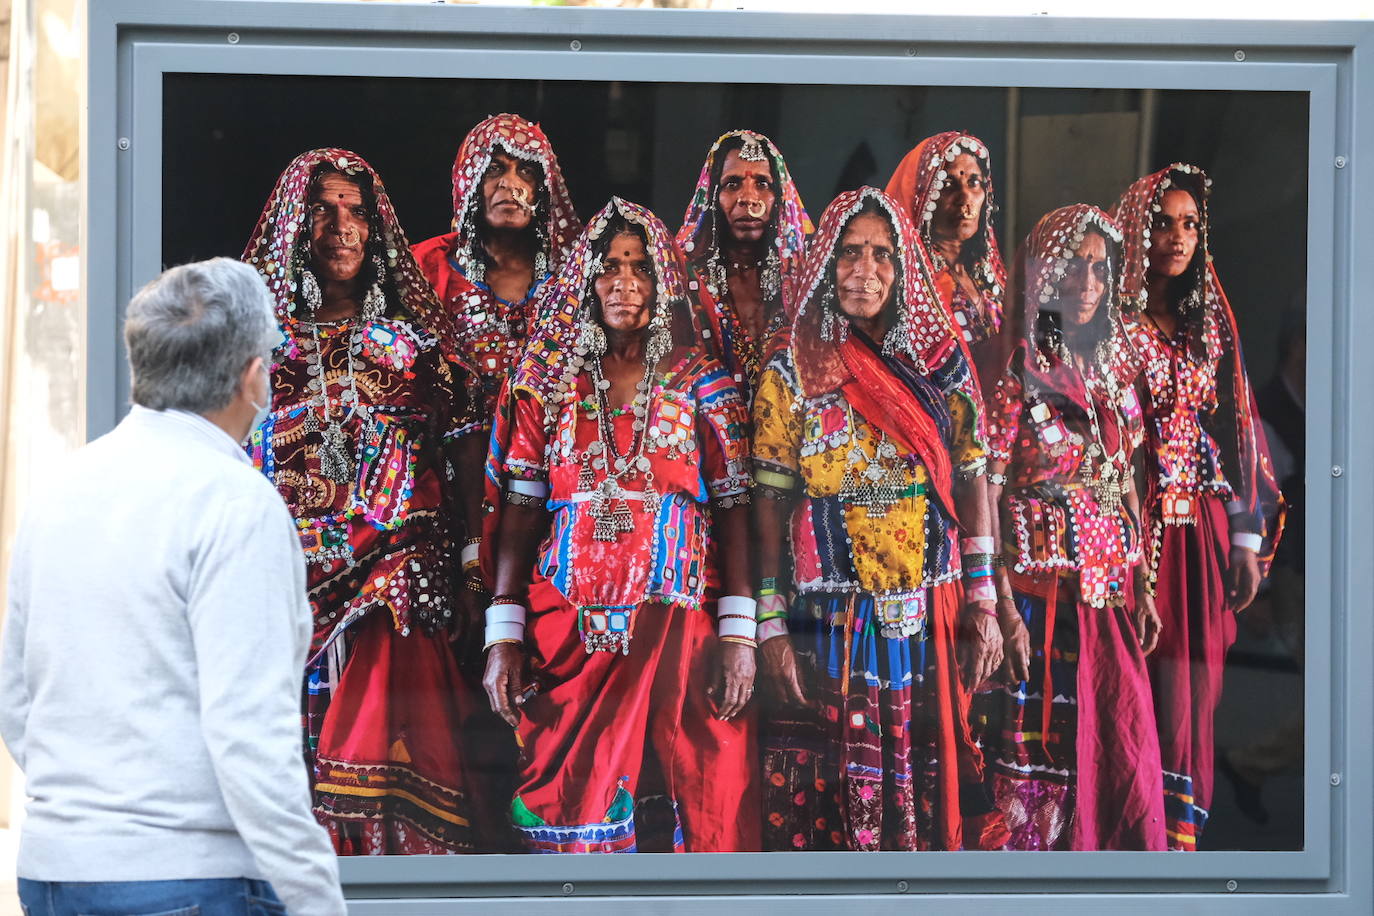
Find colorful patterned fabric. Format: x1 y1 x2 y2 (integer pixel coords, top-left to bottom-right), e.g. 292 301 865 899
753 188 996 852
244 149 475 854
978 203 1165 851
1112 164 1283 850
1111 164 1284 577
412 114 582 431
676 130 813 387
884 132 1009 371
509 583 759 853
241 147 472 374
781 186 984 515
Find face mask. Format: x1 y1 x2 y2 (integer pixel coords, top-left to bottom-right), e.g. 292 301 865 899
244 362 272 445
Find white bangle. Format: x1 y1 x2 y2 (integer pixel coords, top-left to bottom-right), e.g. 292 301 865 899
508 478 550 498
757 617 790 642
1230 532 1263 552
486 602 527 626
484 621 525 646
1225 499 1246 516
717 595 758 641
460 543 480 567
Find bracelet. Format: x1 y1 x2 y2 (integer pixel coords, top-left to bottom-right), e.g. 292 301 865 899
978 606 998 618
490 594 528 607
966 581 997 604
464 535 483 547
483 637 523 651
1230 532 1263 552
757 617 790 642
464 578 487 593
962 553 995 568
460 542 481 567
756 592 788 621
717 595 759 641
506 491 544 508
718 635 759 649
961 536 996 555
988 471 1008 487
507 478 550 498
759 576 778 592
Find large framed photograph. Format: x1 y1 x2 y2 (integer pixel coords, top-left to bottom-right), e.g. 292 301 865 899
88 2 1371 911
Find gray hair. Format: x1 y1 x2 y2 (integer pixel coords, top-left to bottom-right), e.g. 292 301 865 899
124 257 278 413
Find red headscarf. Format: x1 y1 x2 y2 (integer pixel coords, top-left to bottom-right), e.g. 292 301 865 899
241 147 472 373
885 131 1008 314
1111 163 1284 562
448 113 581 275
789 186 973 513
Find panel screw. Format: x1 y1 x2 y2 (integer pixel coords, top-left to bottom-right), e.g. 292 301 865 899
1332 465 1344 478
227 32 240 44
1331 772 1342 786
562 882 575 895
905 47 917 57
117 137 130 150
1233 50 1245 61
1226 880 1238 892
569 39 582 51
1336 156 1347 169
897 880 910 892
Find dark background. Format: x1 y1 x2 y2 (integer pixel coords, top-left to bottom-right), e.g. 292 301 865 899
164 75 1308 851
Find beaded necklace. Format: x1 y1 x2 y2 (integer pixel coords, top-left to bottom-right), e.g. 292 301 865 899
578 349 661 541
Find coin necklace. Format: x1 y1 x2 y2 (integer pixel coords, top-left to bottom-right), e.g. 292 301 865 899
581 350 660 542
1072 355 1129 511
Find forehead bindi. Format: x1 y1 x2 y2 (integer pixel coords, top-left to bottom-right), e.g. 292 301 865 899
947 153 984 180
1160 190 1199 219
311 174 363 205
721 151 771 182
607 233 648 260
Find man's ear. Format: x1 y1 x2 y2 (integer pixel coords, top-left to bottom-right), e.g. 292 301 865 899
239 355 265 399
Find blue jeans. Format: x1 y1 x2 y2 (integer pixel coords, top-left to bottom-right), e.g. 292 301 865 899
18 877 285 916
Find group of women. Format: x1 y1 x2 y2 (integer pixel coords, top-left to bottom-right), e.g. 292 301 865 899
241 114 1283 857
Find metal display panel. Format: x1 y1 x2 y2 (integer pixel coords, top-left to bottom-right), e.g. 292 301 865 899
85 1 1372 911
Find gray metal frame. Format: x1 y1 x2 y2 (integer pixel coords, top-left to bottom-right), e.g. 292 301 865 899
85 1 1372 910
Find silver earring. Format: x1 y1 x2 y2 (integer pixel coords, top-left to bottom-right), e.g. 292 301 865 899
761 247 782 300
534 222 549 277
579 319 607 357
646 315 673 365
300 268 322 316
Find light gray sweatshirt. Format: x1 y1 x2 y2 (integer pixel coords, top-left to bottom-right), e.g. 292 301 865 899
0 406 345 916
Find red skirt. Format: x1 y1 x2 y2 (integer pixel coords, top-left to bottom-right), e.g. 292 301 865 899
510 579 758 852
308 611 475 854
1147 490 1234 849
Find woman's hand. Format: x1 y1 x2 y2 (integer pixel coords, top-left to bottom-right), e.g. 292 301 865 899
960 603 1004 690
1135 591 1163 655
997 596 1031 683
709 641 758 721
482 642 527 727
760 635 809 707
1226 546 1261 613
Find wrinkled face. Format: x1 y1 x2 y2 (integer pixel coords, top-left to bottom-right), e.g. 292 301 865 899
930 152 987 244
834 211 898 323
717 148 777 245
308 173 370 285
1147 188 1201 280
480 150 541 232
1057 231 1111 327
594 231 656 334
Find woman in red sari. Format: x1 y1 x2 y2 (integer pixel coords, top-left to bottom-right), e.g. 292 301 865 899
981 204 1166 850
885 131 1010 385
243 148 478 854
481 198 758 853
676 129 812 389
1111 164 1284 849
752 187 1005 851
